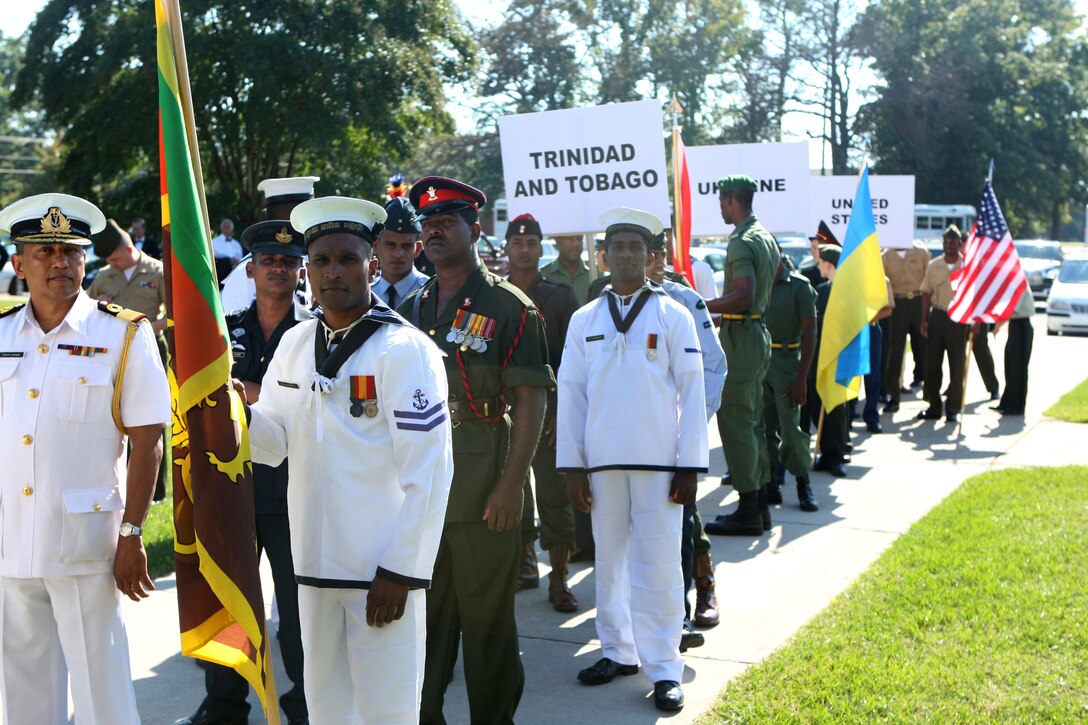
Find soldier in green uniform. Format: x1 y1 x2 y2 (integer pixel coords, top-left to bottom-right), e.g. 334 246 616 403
540 233 591 305
760 255 818 511
704 175 779 537
399 177 552 725
505 213 580 612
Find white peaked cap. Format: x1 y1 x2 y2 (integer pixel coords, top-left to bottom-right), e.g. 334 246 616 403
257 176 320 200
0 193 107 245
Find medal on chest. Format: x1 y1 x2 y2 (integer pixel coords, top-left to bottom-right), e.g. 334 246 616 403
646 333 658 361
349 375 378 418
448 308 497 353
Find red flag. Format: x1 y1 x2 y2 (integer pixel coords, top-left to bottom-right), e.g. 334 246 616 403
948 180 1027 324
671 128 695 287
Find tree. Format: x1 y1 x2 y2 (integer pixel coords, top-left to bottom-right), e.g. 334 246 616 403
14 0 475 229
856 0 1088 237
0 34 54 207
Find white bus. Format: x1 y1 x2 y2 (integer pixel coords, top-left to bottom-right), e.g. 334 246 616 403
913 204 977 239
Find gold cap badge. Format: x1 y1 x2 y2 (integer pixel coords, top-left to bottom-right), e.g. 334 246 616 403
41 207 72 235
275 226 293 243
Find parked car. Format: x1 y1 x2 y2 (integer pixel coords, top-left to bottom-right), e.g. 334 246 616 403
776 234 815 272
477 233 509 276
538 239 558 269
0 242 28 296
1014 239 1064 299
1046 253 1088 336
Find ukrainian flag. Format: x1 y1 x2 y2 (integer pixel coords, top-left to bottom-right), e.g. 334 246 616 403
816 165 889 413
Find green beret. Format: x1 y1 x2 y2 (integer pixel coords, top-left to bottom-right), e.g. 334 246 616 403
943 223 962 239
718 175 758 194
818 244 840 267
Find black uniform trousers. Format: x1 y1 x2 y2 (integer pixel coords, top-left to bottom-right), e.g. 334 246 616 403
971 324 1001 396
999 317 1033 414
199 513 306 721
923 308 969 415
887 296 926 401
421 521 524 725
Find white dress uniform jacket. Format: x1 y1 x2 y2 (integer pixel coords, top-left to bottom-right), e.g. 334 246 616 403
556 283 708 474
247 305 453 589
659 280 726 420
0 292 170 577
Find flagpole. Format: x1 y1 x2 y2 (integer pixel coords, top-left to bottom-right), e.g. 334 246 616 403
958 327 973 438
164 0 213 258
813 407 825 457
668 95 688 283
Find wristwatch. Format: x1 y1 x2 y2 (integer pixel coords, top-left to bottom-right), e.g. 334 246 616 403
119 522 143 538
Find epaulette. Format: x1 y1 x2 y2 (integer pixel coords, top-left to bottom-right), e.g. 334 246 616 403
494 277 538 310
0 303 25 319
97 300 147 324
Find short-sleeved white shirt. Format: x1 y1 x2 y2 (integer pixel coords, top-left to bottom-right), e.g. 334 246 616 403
0 292 171 577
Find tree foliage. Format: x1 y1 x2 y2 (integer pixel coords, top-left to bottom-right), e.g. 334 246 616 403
14 0 474 228
856 0 1088 237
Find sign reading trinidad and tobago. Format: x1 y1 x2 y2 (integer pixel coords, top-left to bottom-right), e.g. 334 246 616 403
498 100 671 234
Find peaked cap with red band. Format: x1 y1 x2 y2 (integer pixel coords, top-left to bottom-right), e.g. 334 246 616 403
809 219 840 247
409 176 487 220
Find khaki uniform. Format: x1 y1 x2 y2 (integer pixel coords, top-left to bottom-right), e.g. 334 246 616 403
717 215 777 493
920 256 969 415
882 245 930 400
401 263 553 725
763 268 816 476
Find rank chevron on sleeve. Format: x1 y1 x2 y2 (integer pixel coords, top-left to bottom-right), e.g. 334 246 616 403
392 400 448 432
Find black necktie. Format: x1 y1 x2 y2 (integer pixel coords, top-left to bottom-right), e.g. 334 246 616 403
386 285 397 309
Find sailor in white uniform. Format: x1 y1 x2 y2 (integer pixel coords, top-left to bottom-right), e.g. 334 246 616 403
245 196 453 724
0 193 170 724
557 207 707 713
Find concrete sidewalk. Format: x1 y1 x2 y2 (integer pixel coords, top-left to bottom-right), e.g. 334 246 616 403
110 315 1086 724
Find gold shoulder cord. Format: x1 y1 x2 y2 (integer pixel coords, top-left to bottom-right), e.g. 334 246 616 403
111 310 149 435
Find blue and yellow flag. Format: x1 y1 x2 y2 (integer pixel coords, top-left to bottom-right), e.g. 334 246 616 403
816 165 889 413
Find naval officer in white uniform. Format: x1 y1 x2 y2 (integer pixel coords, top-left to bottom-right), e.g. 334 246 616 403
0 193 170 724
245 196 453 724
557 207 707 713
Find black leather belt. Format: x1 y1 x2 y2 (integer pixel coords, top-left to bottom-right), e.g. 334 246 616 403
448 396 503 423
895 292 921 300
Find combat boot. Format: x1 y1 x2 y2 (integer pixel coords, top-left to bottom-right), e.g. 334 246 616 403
692 553 720 627
547 543 578 613
759 485 772 531
518 541 540 590
796 474 818 512
705 491 763 536
766 479 783 505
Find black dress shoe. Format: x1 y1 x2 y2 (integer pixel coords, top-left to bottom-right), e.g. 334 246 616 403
653 680 685 711
720 473 732 487
990 404 1005 412
1000 408 1024 416
173 711 247 725
679 629 704 652
883 401 900 413
826 461 847 478
911 379 924 389
577 657 639 685
766 479 783 504
946 413 958 423
866 421 883 433
900 385 912 394
917 409 942 420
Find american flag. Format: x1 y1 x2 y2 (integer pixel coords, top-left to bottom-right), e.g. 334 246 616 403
947 180 1027 324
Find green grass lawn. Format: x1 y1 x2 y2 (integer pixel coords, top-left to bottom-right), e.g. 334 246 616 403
144 491 176 580
0 295 24 311
1045 377 1088 423
702 466 1088 723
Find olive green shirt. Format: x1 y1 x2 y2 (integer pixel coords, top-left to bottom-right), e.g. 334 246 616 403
399 264 554 522
540 257 591 306
765 267 817 384
86 253 166 320
724 214 778 315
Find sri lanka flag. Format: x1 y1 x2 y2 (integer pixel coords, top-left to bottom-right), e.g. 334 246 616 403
816 165 889 412
157 0 278 720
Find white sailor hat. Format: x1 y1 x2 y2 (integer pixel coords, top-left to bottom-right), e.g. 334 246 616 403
0 193 107 246
599 206 663 244
258 176 320 206
290 196 387 249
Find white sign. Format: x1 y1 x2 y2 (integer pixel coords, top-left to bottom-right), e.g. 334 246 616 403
685 141 812 237
498 100 670 234
808 175 916 248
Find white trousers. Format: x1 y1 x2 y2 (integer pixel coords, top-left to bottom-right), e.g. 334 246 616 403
298 585 424 724
589 470 685 683
0 573 140 724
